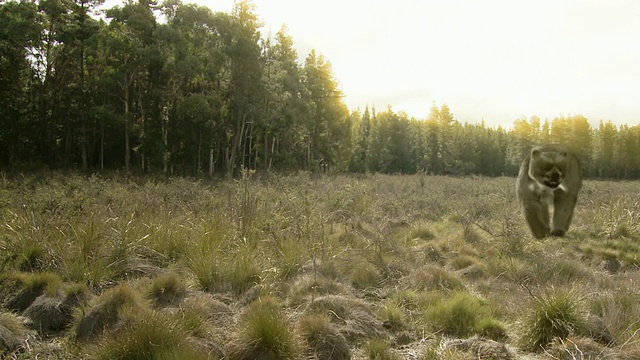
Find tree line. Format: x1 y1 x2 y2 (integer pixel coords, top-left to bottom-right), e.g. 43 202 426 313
1 0 639 179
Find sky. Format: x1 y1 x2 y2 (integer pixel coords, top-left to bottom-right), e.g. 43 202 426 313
196 1 640 128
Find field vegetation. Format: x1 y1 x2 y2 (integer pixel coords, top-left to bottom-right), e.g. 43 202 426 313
1 171 640 359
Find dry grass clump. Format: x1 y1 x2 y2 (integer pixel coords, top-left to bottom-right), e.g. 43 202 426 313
25 296 70 335
73 283 147 342
90 306 210 360
304 294 386 342
342 258 383 290
520 289 587 352
24 283 92 335
440 336 514 360
379 303 406 331
1 271 63 312
0 312 26 355
546 336 612 360
408 223 436 241
405 264 466 292
287 274 350 306
425 291 506 340
2 173 640 358
298 314 351 360
226 296 297 360
589 290 640 346
148 272 188 307
365 338 400 360
180 292 234 325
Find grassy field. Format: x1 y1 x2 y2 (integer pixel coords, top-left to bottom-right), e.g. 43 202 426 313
1 171 639 359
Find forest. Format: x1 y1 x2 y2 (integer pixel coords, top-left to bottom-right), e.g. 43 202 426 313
1 0 639 178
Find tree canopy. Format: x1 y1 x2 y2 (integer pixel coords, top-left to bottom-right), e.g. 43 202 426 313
1 0 638 179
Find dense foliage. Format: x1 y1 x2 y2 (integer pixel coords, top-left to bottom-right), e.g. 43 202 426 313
1 0 639 178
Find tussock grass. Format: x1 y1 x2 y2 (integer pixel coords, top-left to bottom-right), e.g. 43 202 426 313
408 223 436 241
91 306 209 360
365 338 400 360
425 291 506 340
305 295 386 341
298 314 351 360
520 288 587 351
74 284 147 342
288 274 350 307
343 258 383 290
227 296 297 360
589 290 640 346
380 304 405 331
148 272 187 307
0 312 26 355
1 271 63 312
180 292 234 335
1 174 639 358
405 264 466 292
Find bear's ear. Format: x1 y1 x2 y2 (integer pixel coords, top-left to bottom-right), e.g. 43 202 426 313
531 149 541 159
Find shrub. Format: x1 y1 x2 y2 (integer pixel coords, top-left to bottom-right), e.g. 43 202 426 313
521 289 587 351
298 314 350 360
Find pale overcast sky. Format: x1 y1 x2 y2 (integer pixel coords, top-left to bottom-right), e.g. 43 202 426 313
196 1 640 128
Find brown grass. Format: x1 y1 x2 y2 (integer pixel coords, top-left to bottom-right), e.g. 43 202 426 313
0 173 639 358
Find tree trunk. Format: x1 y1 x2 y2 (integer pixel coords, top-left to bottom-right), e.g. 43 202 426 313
100 118 104 170
162 104 169 174
124 74 130 173
80 41 88 171
209 143 214 177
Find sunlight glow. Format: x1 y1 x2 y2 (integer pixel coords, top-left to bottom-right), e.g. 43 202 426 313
197 0 640 127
